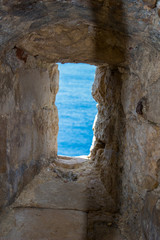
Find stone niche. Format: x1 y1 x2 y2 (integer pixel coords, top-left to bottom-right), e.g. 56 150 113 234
0 0 160 239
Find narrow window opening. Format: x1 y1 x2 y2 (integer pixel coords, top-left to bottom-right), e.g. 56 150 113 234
56 63 97 157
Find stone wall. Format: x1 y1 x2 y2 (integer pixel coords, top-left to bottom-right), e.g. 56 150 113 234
120 43 160 239
91 66 124 213
0 51 59 209
0 0 160 238
90 42 160 239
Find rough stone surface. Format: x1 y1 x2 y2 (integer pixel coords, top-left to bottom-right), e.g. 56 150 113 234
142 0 157 8
12 159 113 212
91 66 124 211
88 212 126 240
0 160 124 240
141 189 160 240
119 44 160 239
90 48 160 238
0 208 87 240
0 1 160 64
0 0 160 239
0 53 59 209
53 155 89 169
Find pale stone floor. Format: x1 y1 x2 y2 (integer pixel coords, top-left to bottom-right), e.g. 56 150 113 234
0 156 126 240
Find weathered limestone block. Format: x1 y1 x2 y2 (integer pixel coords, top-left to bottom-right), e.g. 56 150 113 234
33 106 58 159
0 54 59 209
142 0 157 8
121 72 143 117
17 69 53 111
142 189 160 240
122 120 159 198
92 66 123 144
0 208 87 240
0 77 15 114
146 79 160 124
119 44 160 238
16 24 125 65
0 175 8 207
91 66 124 211
157 1 160 16
8 111 33 168
91 41 160 237
0 0 159 66
0 116 7 174
121 44 160 119
0 0 160 238
88 212 126 240
92 67 108 105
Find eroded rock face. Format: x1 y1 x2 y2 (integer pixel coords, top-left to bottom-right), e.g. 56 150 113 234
0 50 59 208
0 0 160 239
0 208 87 240
0 158 126 240
91 43 160 238
119 44 160 239
142 0 157 8
0 0 160 64
91 66 124 212
141 189 160 240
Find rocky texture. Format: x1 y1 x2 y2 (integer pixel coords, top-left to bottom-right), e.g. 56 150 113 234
91 66 124 212
0 0 126 65
142 0 157 8
0 0 159 65
0 159 125 240
12 158 113 212
0 209 87 240
141 189 160 240
0 0 160 239
157 1 160 16
87 212 126 240
90 47 160 238
53 155 89 169
0 51 59 209
119 44 160 239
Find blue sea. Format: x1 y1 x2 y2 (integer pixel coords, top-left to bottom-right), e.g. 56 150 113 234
56 63 97 156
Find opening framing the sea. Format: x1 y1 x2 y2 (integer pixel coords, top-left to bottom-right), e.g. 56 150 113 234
56 63 97 156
